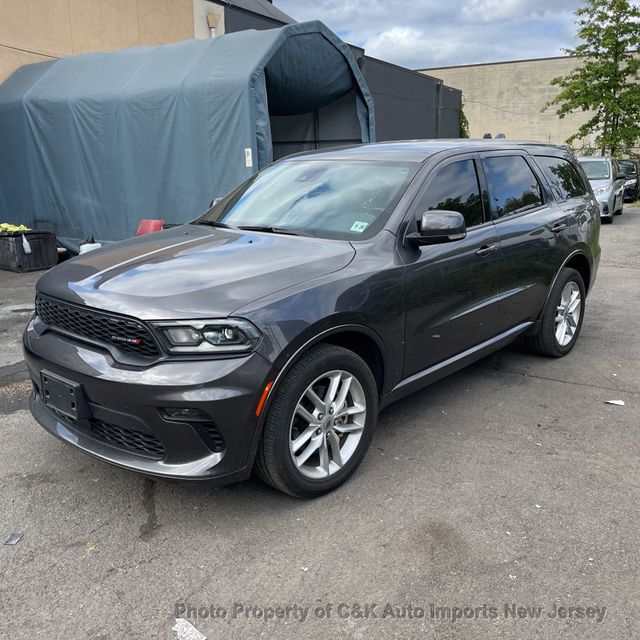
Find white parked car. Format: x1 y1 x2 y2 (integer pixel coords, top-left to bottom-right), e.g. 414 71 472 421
578 156 627 223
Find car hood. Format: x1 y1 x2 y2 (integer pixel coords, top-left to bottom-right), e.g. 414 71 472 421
37 225 356 319
588 178 612 190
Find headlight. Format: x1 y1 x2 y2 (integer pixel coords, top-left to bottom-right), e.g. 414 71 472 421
152 319 261 354
625 179 636 187
593 185 611 196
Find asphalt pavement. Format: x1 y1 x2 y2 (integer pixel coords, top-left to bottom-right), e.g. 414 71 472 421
1 209 639 640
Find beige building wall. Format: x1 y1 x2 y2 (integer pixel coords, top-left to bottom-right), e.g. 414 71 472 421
420 57 598 151
0 0 218 83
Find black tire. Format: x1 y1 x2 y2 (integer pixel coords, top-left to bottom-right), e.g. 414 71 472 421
526 267 586 357
602 216 613 224
255 344 378 498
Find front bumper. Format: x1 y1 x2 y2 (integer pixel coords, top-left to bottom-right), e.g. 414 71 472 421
596 195 613 218
24 318 273 483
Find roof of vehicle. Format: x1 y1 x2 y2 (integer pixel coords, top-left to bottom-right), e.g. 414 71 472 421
578 156 613 162
286 139 573 163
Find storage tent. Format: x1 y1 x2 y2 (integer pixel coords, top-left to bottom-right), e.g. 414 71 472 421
0 21 375 244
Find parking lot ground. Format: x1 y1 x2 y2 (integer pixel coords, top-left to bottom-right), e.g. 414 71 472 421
0 270 39 369
1 211 639 640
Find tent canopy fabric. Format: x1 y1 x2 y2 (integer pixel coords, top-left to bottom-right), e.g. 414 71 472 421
0 21 375 243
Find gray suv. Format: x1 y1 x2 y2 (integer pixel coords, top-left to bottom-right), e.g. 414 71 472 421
25 141 600 497
578 156 627 223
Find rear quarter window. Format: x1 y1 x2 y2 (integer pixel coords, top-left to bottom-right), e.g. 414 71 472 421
535 156 587 201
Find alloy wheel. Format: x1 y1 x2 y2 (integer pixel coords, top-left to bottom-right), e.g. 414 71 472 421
555 281 582 347
289 370 367 480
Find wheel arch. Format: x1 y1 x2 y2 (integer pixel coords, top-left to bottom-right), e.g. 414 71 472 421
529 249 592 335
564 251 592 293
271 324 388 399
245 324 388 473
319 330 385 396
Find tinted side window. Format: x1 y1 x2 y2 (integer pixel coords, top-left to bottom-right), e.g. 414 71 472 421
535 156 587 200
482 156 543 219
415 159 484 228
620 160 637 176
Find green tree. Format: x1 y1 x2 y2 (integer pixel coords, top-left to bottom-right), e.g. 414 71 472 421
459 102 470 138
545 0 640 155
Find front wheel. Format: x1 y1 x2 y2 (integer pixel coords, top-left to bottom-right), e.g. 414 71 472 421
255 344 378 497
526 267 586 357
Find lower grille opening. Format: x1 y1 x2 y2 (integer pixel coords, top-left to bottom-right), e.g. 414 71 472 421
50 406 76 424
89 420 166 459
46 401 165 460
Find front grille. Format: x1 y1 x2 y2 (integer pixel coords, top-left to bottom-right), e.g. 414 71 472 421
36 294 160 358
90 420 166 459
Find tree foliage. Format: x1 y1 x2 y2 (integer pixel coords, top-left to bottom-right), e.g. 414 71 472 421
545 0 640 155
459 102 470 138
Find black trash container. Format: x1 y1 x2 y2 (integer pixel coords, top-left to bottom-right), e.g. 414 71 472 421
0 231 57 272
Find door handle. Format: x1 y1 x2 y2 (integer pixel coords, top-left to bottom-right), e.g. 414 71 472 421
475 244 498 257
550 222 567 233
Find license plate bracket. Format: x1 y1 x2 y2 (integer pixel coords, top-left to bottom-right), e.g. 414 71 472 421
41 371 87 421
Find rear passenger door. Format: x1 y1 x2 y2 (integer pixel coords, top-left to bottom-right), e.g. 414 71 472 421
478 151 571 333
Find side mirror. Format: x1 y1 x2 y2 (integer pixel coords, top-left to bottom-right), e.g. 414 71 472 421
616 173 627 180
407 210 467 247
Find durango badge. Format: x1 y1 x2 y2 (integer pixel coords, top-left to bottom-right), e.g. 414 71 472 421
111 335 142 345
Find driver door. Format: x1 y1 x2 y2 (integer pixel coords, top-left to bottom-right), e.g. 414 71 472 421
401 154 502 379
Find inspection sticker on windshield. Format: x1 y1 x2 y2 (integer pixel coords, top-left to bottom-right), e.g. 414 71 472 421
351 221 369 233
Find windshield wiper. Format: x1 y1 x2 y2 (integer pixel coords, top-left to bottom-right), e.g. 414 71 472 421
194 219 234 229
236 225 311 237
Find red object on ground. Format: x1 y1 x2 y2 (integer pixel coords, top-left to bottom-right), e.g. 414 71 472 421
136 219 165 236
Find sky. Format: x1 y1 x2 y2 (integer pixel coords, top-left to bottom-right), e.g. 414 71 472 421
275 0 587 69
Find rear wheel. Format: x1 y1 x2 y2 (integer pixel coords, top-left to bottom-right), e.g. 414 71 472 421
255 344 378 497
526 267 585 357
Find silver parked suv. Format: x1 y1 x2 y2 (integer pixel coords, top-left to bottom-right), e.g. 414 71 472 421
578 156 627 223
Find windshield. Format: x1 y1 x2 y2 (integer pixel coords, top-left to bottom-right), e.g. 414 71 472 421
619 160 637 177
197 160 419 240
579 160 610 180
